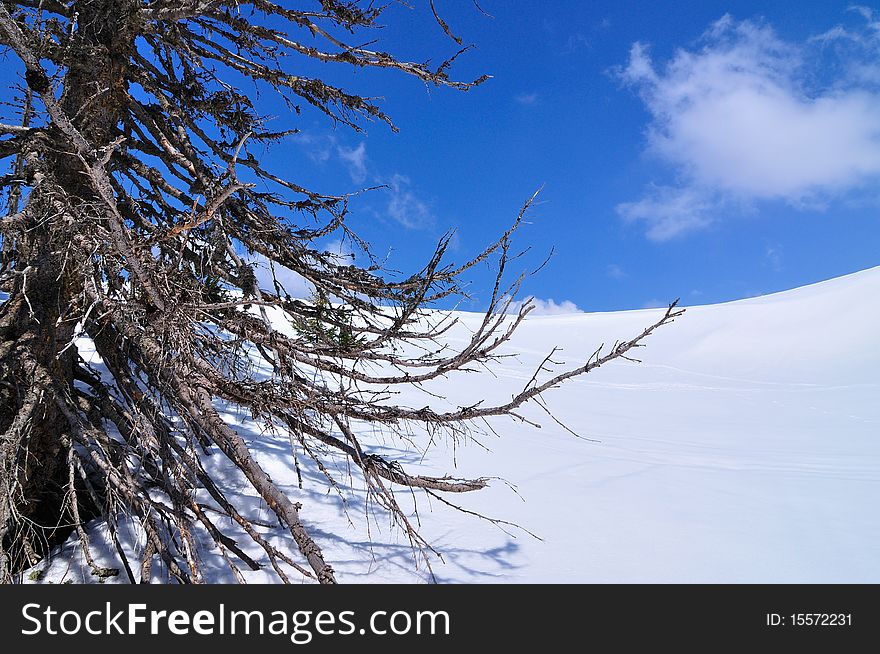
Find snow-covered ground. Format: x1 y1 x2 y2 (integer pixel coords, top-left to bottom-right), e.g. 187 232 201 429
30 267 880 583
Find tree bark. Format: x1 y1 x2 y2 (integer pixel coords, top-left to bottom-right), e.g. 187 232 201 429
0 0 136 577
0 215 78 574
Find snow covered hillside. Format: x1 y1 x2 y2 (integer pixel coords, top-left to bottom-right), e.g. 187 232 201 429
33 267 880 583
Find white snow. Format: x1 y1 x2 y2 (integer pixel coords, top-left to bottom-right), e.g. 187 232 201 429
28 267 880 583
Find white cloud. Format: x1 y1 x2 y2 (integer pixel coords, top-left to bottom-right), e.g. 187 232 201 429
386 174 433 229
564 33 591 54
850 5 880 33
515 92 539 105
507 296 583 316
293 138 438 230
292 133 332 163
764 245 783 271
617 185 714 241
337 142 368 185
619 12 880 239
292 135 370 186
606 264 627 279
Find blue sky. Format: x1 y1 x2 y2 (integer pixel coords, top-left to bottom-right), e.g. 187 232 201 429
264 1 880 312
3 2 879 313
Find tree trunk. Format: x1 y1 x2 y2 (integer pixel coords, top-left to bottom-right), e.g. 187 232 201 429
0 210 79 575
0 0 135 578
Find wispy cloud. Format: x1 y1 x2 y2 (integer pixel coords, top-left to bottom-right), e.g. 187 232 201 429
337 142 368 185
292 134 368 186
564 33 590 54
293 135 434 230
617 185 715 240
606 264 628 279
764 245 783 271
515 92 539 106
618 12 880 240
812 6 880 45
385 174 433 229
291 133 333 164
507 296 583 316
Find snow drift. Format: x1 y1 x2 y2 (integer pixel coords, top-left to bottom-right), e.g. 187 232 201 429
30 267 880 583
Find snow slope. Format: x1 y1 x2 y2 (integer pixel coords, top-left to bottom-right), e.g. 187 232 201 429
32 267 880 583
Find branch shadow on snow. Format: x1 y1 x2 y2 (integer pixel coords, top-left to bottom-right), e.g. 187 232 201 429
25 372 527 584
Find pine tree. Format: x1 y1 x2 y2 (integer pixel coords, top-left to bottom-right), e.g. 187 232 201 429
0 1 679 583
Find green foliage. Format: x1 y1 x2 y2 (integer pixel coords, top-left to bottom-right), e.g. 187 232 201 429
202 274 231 305
300 288 364 350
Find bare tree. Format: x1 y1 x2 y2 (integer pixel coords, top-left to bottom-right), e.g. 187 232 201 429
0 1 681 584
